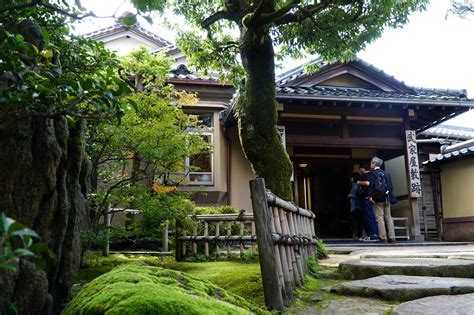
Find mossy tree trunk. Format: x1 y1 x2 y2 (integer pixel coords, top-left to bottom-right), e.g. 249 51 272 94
237 26 293 201
0 115 91 314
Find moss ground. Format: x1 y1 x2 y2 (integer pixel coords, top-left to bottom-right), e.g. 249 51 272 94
65 264 267 315
77 252 264 306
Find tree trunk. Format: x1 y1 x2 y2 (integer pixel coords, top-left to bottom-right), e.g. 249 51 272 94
0 115 91 314
238 27 293 200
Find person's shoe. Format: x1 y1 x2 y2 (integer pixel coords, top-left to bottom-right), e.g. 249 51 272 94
369 235 379 241
378 239 388 244
388 239 396 244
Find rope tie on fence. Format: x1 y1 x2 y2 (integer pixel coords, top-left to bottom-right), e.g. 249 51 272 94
280 233 292 245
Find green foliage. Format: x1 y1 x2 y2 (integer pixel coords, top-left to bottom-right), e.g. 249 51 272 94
0 5 132 127
194 205 239 215
316 239 329 260
86 47 209 231
65 263 267 314
307 256 319 278
134 0 428 85
0 213 53 271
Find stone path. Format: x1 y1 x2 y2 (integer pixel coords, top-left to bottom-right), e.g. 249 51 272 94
287 243 474 314
339 257 474 280
392 293 474 315
329 274 474 301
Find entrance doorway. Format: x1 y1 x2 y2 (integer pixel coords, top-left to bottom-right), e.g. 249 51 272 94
295 160 354 239
293 149 406 239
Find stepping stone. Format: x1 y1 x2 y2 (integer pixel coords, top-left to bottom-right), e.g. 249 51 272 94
329 275 474 301
392 293 474 315
339 258 474 280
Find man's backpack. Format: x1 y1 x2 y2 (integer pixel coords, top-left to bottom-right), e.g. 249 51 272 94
371 169 389 202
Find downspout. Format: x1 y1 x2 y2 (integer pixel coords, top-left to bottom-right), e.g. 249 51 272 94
221 120 232 205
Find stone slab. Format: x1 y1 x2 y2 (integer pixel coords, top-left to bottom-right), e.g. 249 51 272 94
392 293 474 315
330 275 474 301
339 258 474 280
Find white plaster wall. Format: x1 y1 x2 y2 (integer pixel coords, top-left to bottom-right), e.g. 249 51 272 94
228 126 255 212
385 155 408 197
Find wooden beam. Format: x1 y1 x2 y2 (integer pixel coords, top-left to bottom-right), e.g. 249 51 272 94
280 113 341 120
286 135 404 149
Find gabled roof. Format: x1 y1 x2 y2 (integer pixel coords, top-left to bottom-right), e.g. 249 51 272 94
275 58 471 106
84 22 175 50
423 138 474 166
277 58 415 92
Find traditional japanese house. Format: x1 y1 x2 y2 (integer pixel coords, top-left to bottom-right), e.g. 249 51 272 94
88 23 474 240
223 59 474 240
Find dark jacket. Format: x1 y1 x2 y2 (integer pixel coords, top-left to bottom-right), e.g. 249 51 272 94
368 168 397 204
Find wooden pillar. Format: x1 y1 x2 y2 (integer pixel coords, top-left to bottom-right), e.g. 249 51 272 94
249 179 284 311
430 171 443 241
404 118 423 240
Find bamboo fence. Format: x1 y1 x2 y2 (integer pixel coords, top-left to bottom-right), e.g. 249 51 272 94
250 178 317 310
175 210 257 261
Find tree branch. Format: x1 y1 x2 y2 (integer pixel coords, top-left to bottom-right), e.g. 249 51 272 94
271 2 328 26
201 10 231 30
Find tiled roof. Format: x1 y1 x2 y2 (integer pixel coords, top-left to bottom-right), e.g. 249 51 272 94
276 85 469 103
84 22 175 49
423 139 474 165
276 58 471 105
168 64 220 83
420 125 474 141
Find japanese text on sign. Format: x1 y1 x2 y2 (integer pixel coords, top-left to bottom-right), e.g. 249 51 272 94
405 130 422 197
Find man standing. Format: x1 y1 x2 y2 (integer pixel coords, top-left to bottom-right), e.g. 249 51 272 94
348 172 364 240
368 156 396 243
356 163 379 241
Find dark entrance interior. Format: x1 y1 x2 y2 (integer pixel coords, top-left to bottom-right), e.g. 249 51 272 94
295 160 353 239
293 148 404 239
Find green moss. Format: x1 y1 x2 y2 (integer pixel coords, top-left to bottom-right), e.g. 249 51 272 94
64 264 267 315
78 252 265 307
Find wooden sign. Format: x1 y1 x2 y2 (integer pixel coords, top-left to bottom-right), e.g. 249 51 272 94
405 130 422 198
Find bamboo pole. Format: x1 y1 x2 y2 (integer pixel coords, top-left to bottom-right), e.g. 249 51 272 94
193 225 198 254
280 208 295 289
204 222 209 258
182 231 187 258
251 221 256 255
298 215 308 274
240 221 245 257
272 206 292 303
216 222 220 256
103 210 111 257
249 179 284 310
226 222 232 255
162 223 169 253
287 212 303 286
269 206 285 297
